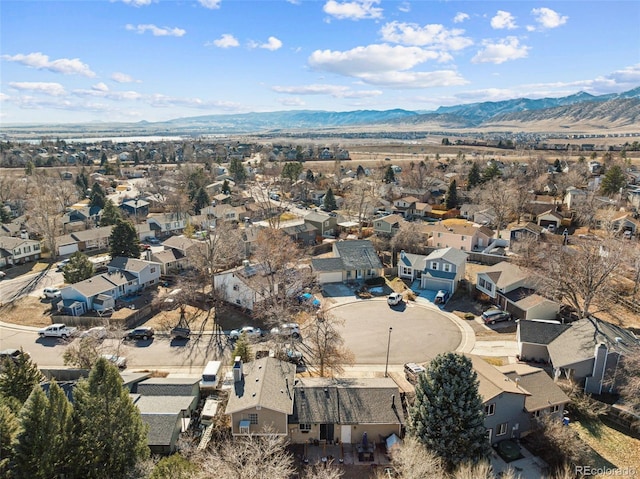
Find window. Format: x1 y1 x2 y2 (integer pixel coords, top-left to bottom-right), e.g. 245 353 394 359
497 422 508 436
461 236 466 241
249 413 258 425
401 266 411 276
460 246 465 251
443 263 451 273
550 404 560 413
300 423 311 433
437 232 442 238
430 262 439 270
150 267 156 274
485 403 495 416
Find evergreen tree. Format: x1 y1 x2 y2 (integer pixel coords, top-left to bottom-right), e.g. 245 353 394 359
281 162 303 183
323 187 337 212
0 400 18 475
467 162 481 190
75 168 89 196
306 169 315 183
409 353 489 470
445 179 458 209
89 182 106 209
356 165 366 178
24 160 34 176
481 162 501 182
100 198 122 226
0 204 11 224
13 387 51 479
193 187 210 214
221 179 231 194
0 351 42 404
600 164 626 196
229 157 247 184
384 165 396 184
100 152 108 166
62 251 94 284
71 358 149 479
232 332 253 363
109 219 141 258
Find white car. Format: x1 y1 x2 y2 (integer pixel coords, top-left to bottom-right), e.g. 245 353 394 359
43 287 61 299
102 354 127 369
229 326 263 341
79 326 107 340
387 292 403 306
270 323 301 339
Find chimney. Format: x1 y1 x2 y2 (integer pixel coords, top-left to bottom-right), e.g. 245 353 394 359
391 394 396 409
232 356 243 382
400 250 405 259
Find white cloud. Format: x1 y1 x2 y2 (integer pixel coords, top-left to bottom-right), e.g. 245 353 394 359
74 87 142 101
355 70 468 88
398 2 410 13
0 93 9 102
209 34 239 48
491 10 517 30
248 36 283 51
277 97 305 106
111 72 140 83
471 37 530 64
323 0 383 20
453 12 469 24
125 24 186 37
309 44 440 76
198 0 221 9
380 21 473 51
272 84 382 98
92 82 110 92
147 94 242 111
120 0 153 6
2 52 96 77
9 82 66 96
529 7 568 30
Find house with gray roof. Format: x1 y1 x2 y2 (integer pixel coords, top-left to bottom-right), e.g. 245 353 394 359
0 236 41 267
517 317 640 394
281 222 318 245
311 240 383 285
398 247 467 294
225 357 296 436
288 377 404 446
107 257 161 289
304 211 337 237
373 214 404 236
147 212 191 237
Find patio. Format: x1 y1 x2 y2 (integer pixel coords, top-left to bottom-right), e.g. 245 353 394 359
489 441 549 479
293 442 392 467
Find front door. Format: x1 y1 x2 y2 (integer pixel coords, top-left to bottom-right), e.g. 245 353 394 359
320 424 334 442
340 425 351 444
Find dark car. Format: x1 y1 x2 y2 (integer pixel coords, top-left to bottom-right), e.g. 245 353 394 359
124 327 154 340
481 309 512 325
434 290 450 305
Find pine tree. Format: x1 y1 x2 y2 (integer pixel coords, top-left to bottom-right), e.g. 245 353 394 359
13 387 51 479
89 182 106 209
72 358 149 479
109 219 141 258
0 400 18 475
0 351 42 404
356 165 365 178
600 164 626 196
232 332 253 363
193 187 210 214
384 165 396 184
306 169 315 183
467 162 481 190
409 353 489 470
221 179 231 194
229 157 247 184
100 198 122 226
62 251 94 284
323 187 337 212
445 179 458 209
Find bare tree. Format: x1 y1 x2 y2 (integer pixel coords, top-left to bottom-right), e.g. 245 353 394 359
616 348 640 414
303 308 354 377
476 178 513 238
375 436 443 479
505 177 535 224
27 175 65 259
391 222 429 255
342 179 376 237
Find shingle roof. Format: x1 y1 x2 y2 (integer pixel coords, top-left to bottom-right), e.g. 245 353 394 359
108 256 156 273
480 262 530 290
334 240 382 270
498 365 569 412
161 235 199 253
136 377 199 396
71 226 113 242
425 247 468 266
398 252 425 269
152 248 186 264
518 320 570 345
225 358 296 415
469 355 528 402
141 413 179 446
291 378 404 426
133 395 195 414
305 211 333 223
311 257 345 272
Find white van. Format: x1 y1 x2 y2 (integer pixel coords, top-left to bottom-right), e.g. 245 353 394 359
404 362 426 383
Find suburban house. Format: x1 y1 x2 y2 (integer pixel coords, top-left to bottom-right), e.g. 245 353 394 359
564 187 588 210
304 212 338 238
0 236 41 267
225 357 297 436
288 377 404 446
281 222 318 245
373 214 404 236
202 204 247 223
151 248 187 275
476 262 560 321
311 240 383 285
156 235 204 272
510 222 544 243
69 226 113 252
397 247 467 294
536 210 564 232
392 196 419 217
426 221 494 252
517 318 640 394
62 205 102 231
119 199 150 219
610 212 640 237
460 204 483 220
59 257 161 315
147 212 191 237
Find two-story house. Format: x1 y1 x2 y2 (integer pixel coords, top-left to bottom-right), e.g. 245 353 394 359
107 257 162 289
426 221 494 252
392 196 419 218
0 236 42 267
475 262 560 321
397 247 467 294
147 212 191 237
373 214 404 237
304 211 337 238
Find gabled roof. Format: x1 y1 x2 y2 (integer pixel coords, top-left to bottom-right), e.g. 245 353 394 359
305 211 334 223
311 257 345 272
67 274 121 297
71 226 113 242
425 247 468 266
161 235 199 253
518 320 570 345
141 413 180 446
108 256 157 273
511 222 544 235
469 355 529 402
133 395 195 414
136 377 199 396
225 358 296 415
152 248 186 264
376 214 404 225
0 236 38 250
334 240 382 270
498 364 569 412
538 209 564 220
291 378 404 426
398 251 425 269
479 261 530 290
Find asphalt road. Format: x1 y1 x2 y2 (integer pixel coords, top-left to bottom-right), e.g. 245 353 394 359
0 268 64 303
330 299 463 365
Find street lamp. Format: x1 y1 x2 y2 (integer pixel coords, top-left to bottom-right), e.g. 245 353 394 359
384 327 393 378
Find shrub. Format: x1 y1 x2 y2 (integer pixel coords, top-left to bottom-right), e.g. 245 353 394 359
464 313 475 320
364 276 385 286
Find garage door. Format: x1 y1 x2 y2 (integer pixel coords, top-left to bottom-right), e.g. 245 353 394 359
422 277 451 293
318 271 343 284
58 243 79 256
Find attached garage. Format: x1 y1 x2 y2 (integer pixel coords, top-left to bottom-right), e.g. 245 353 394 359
57 235 79 257
317 270 343 284
421 276 452 293
311 257 345 285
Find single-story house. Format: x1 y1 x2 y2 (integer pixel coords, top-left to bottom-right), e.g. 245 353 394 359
311 240 383 285
397 247 467 294
288 377 404 445
281 222 318 245
510 222 544 243
537 210 564 232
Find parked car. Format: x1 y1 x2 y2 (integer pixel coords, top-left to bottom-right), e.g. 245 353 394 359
101 354 127 369
79 326 107 340
43 287 61 299
0 271 6 279
481 308 512 325
123 327 154 340
145 236 161 245
297 292 321 308
404 362 426 383
434 290 450 305
387 292 403 306
0 348 29 364
56 259 70 271
229 326 263 341
38 323 77 339
270 323 301 339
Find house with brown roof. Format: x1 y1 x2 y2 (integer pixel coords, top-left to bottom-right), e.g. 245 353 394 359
425 221 494 252
392 196 419 217
373 214 404 236
0 236 41 267
225 357 296 436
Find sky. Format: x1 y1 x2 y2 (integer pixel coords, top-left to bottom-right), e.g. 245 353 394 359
1 0 639 124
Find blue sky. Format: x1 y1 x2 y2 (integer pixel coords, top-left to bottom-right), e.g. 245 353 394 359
1 0 639 124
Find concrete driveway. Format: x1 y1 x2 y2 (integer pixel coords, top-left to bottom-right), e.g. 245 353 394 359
329 299 463 365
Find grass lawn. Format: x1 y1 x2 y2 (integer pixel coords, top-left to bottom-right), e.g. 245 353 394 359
571 417 640 475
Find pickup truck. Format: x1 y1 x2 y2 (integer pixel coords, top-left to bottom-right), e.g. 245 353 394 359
38 323 78 339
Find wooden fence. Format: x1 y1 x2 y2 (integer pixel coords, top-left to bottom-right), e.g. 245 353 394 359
51 304 158 330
